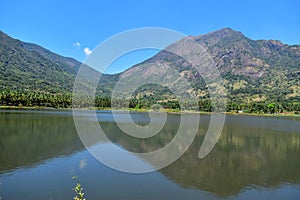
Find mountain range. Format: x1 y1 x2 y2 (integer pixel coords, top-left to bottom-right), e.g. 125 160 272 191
0 28 300 111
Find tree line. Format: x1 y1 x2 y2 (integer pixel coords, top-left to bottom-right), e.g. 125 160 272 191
0 89 299 114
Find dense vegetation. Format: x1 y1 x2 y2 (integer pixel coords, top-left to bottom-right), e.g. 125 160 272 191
1 89 299 114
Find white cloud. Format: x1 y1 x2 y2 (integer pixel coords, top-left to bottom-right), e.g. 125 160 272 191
84 47 92 56
79 159 87 169
73 41 80 48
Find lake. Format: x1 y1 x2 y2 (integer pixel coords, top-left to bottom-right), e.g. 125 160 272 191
0 110 300 199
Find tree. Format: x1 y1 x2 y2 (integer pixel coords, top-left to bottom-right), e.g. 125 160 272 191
267 103 276 113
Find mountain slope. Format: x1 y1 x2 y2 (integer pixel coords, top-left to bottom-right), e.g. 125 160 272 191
124 28 300 106
0 28 300 111
0 30 82 93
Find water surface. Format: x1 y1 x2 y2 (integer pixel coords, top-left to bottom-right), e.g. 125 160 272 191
0 110 300 199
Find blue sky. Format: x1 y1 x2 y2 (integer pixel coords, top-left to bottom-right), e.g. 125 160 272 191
0 0 299 74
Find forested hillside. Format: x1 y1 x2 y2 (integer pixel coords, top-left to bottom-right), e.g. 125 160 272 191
0 29 299 113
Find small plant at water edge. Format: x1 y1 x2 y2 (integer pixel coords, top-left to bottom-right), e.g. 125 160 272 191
72 176 86 200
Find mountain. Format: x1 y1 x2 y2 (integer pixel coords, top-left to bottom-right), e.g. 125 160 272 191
0 28 300 111
120 28 300 111
0 30 83 93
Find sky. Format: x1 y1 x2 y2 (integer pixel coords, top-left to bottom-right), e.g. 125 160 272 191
0 0 299 74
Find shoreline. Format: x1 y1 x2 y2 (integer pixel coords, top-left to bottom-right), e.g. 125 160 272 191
0 105 299 118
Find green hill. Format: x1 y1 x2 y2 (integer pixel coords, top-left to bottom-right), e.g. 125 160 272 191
0 30 81 93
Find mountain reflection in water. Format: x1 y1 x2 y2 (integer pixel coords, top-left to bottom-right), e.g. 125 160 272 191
0 110 300 199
